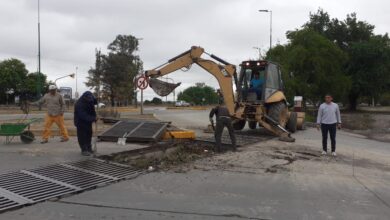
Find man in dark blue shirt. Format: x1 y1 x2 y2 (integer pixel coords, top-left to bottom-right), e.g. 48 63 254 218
74 91 97 156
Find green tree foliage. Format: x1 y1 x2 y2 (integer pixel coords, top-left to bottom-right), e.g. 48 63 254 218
22 72 48 98
177 84 219 105
0 58 28 99
268 29 350 105
86 49 103 96
86 35 143 106
151 97 163 105
269 9 390 110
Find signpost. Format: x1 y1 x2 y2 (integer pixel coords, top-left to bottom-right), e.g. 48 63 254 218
136 75 149 115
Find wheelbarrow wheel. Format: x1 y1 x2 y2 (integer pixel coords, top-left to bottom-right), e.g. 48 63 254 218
20 131 35 144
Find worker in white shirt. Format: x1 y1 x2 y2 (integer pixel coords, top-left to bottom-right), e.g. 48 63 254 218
316 94 342 156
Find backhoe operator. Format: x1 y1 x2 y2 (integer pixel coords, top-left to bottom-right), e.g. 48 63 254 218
209 103 237 152
249 71 264 99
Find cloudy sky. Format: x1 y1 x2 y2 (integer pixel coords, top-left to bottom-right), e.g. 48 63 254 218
0 0 388 100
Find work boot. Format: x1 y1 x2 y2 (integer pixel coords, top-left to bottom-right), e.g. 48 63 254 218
60 138 69 142
41 140 48 144
81 151 91 156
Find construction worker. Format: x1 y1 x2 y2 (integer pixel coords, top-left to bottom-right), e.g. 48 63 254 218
31 85 69 143
209 103 236 152
316 94 342 156
74 91 97 156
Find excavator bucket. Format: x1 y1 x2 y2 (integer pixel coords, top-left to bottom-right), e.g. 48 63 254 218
149 78 181 96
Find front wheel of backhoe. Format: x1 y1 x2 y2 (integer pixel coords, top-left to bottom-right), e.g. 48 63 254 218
267 101 288 128
248 121 257 129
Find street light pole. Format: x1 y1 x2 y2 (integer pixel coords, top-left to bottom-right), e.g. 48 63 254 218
54 73 75 85
163 77 175 104
258 9 272 50
253 46 262 60
37 0 42 98
75 66 79 99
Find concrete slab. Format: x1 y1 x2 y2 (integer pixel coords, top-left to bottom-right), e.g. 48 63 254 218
3 169 389 220
0 137 146 174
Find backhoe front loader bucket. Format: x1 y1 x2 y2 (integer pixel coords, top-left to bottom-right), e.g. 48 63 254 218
149 78 181 96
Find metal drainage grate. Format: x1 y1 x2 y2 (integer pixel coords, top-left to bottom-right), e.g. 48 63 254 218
26 164 114 190
0 158 142 213
98 121 168 142
0 196 20 212
67 159 140 179
0 172 76 202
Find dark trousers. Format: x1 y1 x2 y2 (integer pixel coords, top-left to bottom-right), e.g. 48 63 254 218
321 123 337 152
76 123 93 152
215 117 236 151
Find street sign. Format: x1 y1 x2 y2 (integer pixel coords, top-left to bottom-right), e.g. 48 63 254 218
136 76 149 90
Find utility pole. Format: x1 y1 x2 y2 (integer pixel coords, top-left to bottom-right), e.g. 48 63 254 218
258 9 272 50
75 66 79 100
253 47 262 60
37 0 42 98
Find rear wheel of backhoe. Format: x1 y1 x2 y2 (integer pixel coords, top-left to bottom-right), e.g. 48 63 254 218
232 120 246 130
248 121 257 129
267 101 288 128
287 112 297 133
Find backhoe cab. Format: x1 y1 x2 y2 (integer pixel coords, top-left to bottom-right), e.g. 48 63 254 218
144 46 304 142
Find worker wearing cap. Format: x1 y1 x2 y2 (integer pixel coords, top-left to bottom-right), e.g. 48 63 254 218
209 103 236 152
31 85 69 143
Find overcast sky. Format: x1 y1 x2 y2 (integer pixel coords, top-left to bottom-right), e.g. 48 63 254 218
0 0 388 101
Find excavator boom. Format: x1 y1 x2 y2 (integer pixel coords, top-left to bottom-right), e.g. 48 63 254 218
145 46 237 115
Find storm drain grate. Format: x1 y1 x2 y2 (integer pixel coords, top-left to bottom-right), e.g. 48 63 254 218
0 196 19 211
0 158 142 213
98 121 168 142
67 159 140 179
0 172 76 202
27 164 114 190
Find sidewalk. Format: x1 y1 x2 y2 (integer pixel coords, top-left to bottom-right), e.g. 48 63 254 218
0 137 144 174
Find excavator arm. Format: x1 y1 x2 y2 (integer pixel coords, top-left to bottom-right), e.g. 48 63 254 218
145 46 237 116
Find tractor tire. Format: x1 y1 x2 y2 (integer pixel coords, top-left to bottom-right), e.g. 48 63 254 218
267 101 288 127
20 131 34 144
248 121 257 129
287 112 297 133
232 120 246 130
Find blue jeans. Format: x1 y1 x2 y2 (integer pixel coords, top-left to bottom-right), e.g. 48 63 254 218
321 123 337 152
248 88 261 99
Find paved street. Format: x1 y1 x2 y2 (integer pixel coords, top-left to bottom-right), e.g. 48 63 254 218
0 109 389 219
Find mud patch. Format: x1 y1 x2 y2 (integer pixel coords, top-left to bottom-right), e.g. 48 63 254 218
101 142 216 171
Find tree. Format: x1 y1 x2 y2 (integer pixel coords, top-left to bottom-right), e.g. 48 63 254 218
151 97 163 105
86 49 103 96
268 29 351 105
86 35 143 106
301 9 389 110
0 58 28 104
21 72 48 98
177 84 219 105
346 35 390 108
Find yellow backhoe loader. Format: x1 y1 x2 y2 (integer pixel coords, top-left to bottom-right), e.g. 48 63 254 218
144 46 304 142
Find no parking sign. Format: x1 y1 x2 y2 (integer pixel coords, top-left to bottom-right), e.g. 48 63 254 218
136 75 149 90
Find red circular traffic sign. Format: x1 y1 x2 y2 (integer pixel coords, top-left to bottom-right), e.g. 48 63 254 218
136 76 149 90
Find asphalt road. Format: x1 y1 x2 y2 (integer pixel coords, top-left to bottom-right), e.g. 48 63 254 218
0 109 389 219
